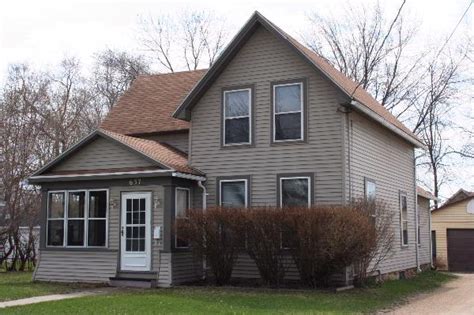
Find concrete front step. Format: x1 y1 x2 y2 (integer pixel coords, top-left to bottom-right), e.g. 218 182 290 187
109 277 157 288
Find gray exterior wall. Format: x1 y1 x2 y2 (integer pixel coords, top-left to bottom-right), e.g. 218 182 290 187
418 197 432 265
34 177 200 285
190 25 347 207
141 131 189 154
50 137 154 172
346 111 417 274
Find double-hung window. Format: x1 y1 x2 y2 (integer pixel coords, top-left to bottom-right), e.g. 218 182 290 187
223 88 252 146
279 176 311 207
364 179 376 202
273 82 304 142
219 179 248 207
175 187 190 248
47 189 108 248
400 193 408 246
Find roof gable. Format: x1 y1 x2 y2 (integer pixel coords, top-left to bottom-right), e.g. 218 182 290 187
31 129 202 180
173 11 423 148
433 189 474 212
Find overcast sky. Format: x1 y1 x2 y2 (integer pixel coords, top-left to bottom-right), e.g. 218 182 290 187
1 0 472 197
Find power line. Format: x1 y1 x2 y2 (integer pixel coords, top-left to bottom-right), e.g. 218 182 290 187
434 0 473 59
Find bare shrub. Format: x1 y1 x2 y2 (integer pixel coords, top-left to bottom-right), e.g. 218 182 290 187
351 199 394 286
285 205 374 288
176 207 244 285
242 207 289 287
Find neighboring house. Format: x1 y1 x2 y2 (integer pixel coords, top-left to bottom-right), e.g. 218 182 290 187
431 189 474 272
29 12 432 287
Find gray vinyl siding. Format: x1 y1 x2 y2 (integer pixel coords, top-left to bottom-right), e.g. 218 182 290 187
347 111 417 274
34 250 117 283
171 252 202 284
190 25 347 207
51 137 154 172
157 252 172 287
232 254 300 280
418 197 431 265
141 132 189 153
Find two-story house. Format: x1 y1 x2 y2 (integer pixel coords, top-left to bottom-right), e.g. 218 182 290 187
29 12 433 287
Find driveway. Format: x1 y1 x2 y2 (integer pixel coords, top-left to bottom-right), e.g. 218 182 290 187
387 273 474 315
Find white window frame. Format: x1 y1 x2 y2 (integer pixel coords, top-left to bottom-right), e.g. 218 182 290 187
46 189 109 249
219 179 248 207
400 192 408 247
273 82 304 142
364 178 376 201
279 176 311 208
223 88 252 146
175 187 191 249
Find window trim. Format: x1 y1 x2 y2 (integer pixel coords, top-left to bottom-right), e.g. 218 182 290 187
278 175 312 208
46 189 109 249
272 81 305 143
222 87 252 146
218 178 249 207
364 178 376 201
175 187 191 249
399 192 409 247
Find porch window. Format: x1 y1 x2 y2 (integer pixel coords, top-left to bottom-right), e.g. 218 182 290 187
400 193 408 246
219 179 248 207
47 189 108 248
175 187 190 248
223 88 252 145
279 177 311 207
273 82 304 142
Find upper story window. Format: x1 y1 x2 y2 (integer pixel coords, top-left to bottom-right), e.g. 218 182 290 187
273 82 304 142
175 187 190 248
219 179 248 207
400 192 408 246
279 176 311 207
365 178 376 201
47 189 108 248
223 88 252 146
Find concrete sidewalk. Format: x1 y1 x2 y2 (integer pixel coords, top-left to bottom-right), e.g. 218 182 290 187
0 288 113 309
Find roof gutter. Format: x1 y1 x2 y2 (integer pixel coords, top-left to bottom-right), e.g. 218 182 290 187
349 100 426 149
171 172 206 182
28 169 175 183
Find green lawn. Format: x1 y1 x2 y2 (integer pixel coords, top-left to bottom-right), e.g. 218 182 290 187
2 271 455 314
0 272 93 302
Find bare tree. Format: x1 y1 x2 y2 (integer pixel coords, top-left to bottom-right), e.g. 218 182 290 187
91 49 150 113
138 10 228 72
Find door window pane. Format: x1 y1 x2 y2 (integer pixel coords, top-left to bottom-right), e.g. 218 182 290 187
281 178 310 207
68 191 85 218
48 193 65 218
220 181 246 207
47 220 64 246
67 220 84 246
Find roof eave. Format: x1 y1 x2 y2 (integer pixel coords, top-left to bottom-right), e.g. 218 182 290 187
350 100 426 149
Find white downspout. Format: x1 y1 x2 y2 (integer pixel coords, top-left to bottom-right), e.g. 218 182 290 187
414 159 421 272
197 180 207 280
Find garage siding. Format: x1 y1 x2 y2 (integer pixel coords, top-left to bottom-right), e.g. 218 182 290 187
432 198 474 270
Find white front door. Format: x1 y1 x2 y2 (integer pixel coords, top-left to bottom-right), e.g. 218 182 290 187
120 192 151 271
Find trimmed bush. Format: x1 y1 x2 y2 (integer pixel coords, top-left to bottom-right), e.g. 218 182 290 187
176 207 245 285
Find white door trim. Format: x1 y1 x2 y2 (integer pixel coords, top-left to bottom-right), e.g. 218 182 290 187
120 192 152 271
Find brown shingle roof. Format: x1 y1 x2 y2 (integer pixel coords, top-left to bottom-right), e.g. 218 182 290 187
100 70 206 135
100 129 202 175
433 189 474 211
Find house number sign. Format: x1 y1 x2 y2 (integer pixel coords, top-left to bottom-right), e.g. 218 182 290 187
128 178 142 186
